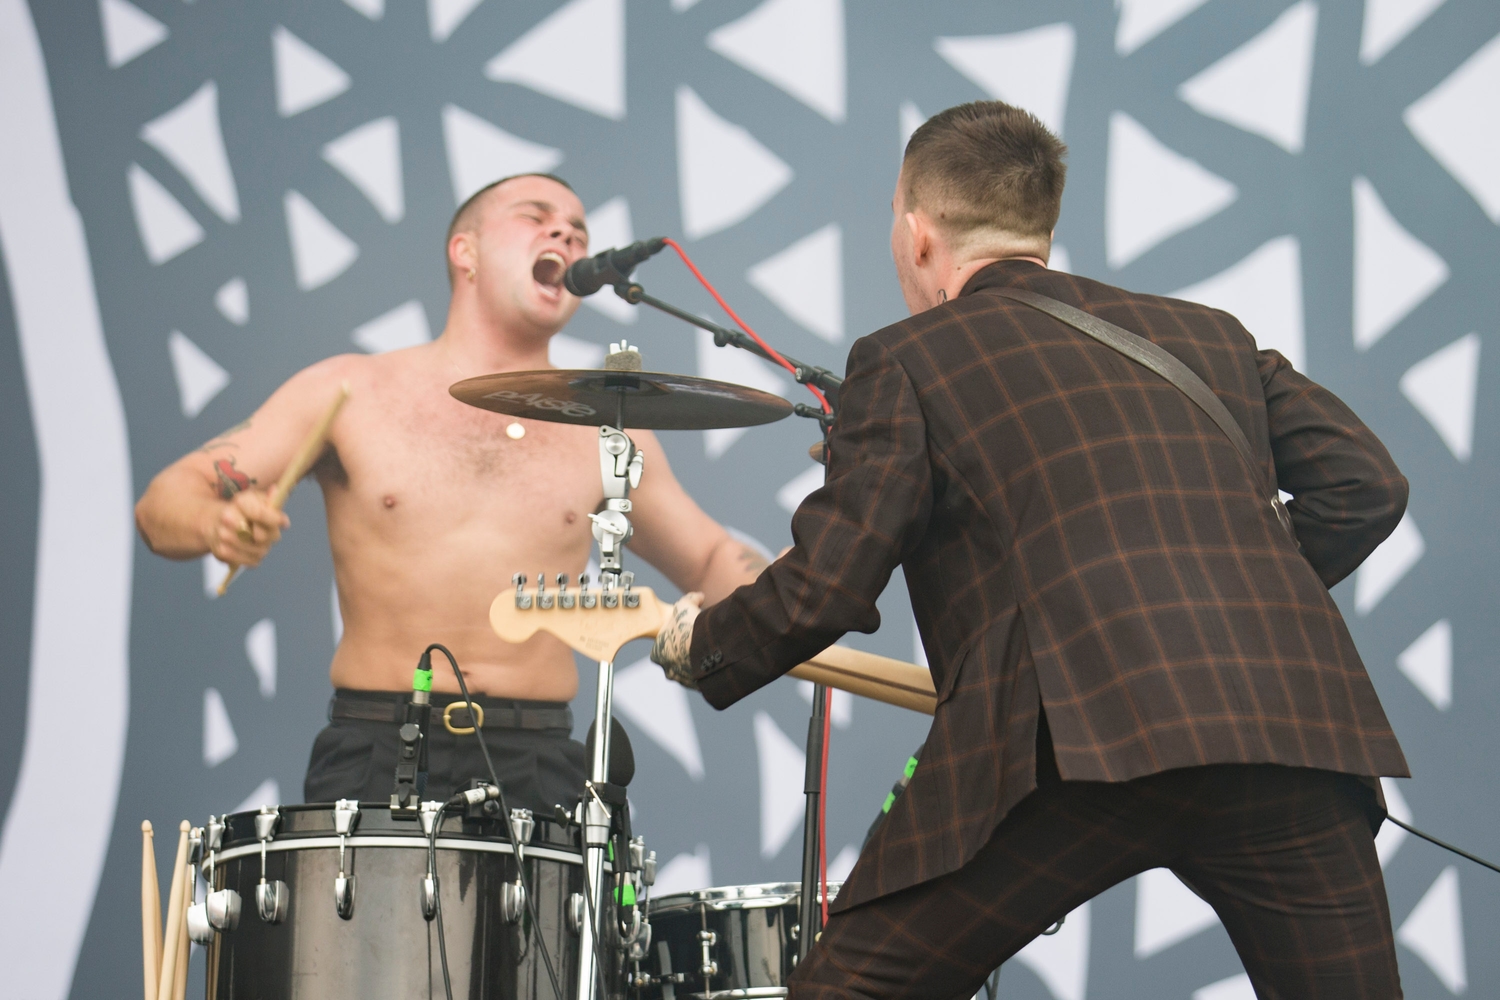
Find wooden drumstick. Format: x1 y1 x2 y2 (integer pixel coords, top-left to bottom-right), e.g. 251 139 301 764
171 860 190 1000
155 821 190 1000
217 383 350 596
141 821 162 1000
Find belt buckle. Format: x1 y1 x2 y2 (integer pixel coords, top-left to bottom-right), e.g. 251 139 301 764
443 701 484 735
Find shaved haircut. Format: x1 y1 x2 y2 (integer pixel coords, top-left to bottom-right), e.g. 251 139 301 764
444 173 576 285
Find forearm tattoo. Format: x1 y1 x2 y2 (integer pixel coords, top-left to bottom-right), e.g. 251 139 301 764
214 456 256 500
197 418 251 454
651 602 699 688
737 544 770 575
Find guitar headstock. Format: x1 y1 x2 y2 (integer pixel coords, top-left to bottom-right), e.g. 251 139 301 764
489 572 668 662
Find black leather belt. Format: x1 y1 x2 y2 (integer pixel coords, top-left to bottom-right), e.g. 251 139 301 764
328 689 573 733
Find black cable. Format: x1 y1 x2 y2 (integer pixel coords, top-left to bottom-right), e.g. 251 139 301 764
425 644 567 1000
427 801 454 1000
1386 815 1500 876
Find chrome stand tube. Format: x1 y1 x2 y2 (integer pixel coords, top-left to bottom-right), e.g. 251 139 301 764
575 657 615 1000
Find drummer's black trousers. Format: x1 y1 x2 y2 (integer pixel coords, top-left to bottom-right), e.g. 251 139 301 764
792 730 1401 999
303 689 589 815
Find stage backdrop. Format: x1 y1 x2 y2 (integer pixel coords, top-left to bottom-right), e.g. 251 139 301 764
2 0 1497 997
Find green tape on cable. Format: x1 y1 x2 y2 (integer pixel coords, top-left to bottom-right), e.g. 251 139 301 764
903 755 918 780
412 668 433 693
881 791 896 814
615 883 636 906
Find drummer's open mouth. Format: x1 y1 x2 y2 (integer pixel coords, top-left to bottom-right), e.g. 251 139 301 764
533 250 566 296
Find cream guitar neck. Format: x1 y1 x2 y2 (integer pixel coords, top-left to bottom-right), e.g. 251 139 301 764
490 582 937 716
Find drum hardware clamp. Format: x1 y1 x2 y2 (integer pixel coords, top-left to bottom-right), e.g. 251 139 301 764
254 806 289 924
333 799 360 919
501 808 535 924
200 814 241 934
697 928 719 979
185 827 217 945
419 800 444 921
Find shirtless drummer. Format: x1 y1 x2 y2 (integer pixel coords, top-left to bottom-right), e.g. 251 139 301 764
135 173 764 812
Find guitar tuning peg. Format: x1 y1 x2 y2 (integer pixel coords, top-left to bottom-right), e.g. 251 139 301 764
621 571 639 608
557 574 575 609
556 573 568 589
580 574 597 609
513 573 532 610
579 573 590 588
537 572 553 609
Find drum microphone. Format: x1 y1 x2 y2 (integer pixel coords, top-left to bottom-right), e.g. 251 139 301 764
563 238 667 297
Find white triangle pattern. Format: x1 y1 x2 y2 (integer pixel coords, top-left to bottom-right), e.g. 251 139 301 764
652 845 712 896
1049 245 1072 273
671 0 702 10
747 223 843 343
323 117 404 223
612 656 705 779
100 0 168 69
485 0 625 121
934 23 1076 137
675 86 793 240
233 778 282 814
1014 901 1090 1000
1171 235 1305 371
127 163 204 264
331 579 344 644
1400 332 1480 461
776 463 824 513
429 0 484 42
1397 867 1467 993
1375 777 1414 867
440 104 563 206
913 617 929 669
203 554 231 598
899 100 926 160
284 190 359 291
1404 32 1500 223
1106 112 1238 268
581 197 638 324
549 333 607 369
1177 2 1318 154
1354 512 1424 615
203 688 238 767
1115 0 1212 56
696 328 788 458
1352 176 1449 350
1192 974 1255 1000
1397 619 1453 710
752 712 805 859
141 81 240 222
352 300 430 354
167 330 229 418
272 26 351 118
828 843 859 881
1361 0 1449 65
1134 867 1219 958
215 278 248 325
707 0 846 122
341 0 383 20
245 618 276 698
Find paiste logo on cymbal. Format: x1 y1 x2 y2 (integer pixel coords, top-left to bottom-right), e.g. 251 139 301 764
481 389 596 418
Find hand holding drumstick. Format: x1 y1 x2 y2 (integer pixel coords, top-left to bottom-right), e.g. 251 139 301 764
216 384 349 595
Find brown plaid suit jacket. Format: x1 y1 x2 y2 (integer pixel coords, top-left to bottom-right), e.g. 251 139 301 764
689 259 1410 913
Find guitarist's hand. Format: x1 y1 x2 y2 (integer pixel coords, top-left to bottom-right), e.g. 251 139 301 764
651 592 704 689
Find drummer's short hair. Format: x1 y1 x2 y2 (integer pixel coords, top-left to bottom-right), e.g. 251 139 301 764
445 173 576 285
901 101 1066 254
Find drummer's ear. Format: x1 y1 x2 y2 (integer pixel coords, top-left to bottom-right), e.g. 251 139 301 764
449 231 477 284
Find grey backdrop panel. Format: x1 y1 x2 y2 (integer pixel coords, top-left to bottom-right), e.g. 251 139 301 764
2 1 1495 997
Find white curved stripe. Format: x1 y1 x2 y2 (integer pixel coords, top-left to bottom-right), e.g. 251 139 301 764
0 2 133 997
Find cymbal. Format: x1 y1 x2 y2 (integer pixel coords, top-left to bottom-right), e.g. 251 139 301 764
450 369 794 430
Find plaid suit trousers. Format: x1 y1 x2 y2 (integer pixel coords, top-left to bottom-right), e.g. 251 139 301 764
789 722 1401 1000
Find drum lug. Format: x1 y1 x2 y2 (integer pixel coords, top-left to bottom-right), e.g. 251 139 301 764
256 880 289 924
334 874 356 919
501 880 527 924
625 915 652 960
567 892 586 935
187 901 215 945
421 874 438 921
698 928 718 978
207 888 242 932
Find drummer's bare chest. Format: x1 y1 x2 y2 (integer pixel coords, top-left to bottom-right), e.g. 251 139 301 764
324 395 603 523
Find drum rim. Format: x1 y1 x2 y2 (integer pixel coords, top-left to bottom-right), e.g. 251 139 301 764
210 835 591 869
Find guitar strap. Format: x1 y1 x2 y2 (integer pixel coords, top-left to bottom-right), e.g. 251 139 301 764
989 286 1297 543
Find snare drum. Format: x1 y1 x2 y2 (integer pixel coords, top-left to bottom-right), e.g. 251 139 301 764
639 882 840 999
199 801 592 999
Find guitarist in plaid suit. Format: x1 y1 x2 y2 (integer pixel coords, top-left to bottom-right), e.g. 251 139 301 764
654 102 1410 999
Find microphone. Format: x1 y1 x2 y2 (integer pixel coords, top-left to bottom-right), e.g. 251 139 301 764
564 238 667 297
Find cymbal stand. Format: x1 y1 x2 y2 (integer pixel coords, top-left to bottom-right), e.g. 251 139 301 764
608 281 840 958
577 343 646 1000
